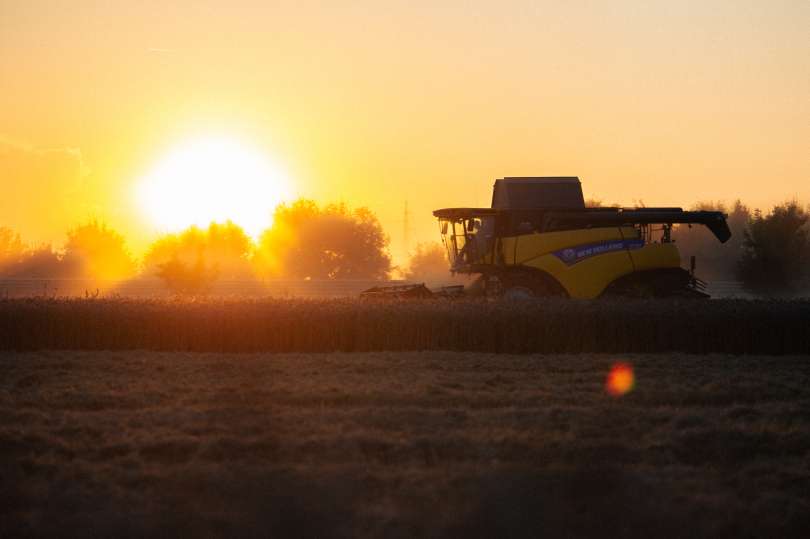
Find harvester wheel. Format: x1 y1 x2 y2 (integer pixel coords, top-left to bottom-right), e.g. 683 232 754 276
601 268 707 299
619 280 656 299
503 285 535 301
498 269 567 299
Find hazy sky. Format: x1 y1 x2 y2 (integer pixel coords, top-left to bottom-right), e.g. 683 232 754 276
1 0 808 261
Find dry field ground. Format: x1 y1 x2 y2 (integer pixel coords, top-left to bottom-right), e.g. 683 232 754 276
2 351 809 538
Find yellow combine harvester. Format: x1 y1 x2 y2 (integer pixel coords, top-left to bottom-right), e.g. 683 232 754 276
432 177 731 299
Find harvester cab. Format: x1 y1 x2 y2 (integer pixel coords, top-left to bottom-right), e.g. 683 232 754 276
434 177 731 299
438 209 498 272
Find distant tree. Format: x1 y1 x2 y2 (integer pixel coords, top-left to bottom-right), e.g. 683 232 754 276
155 255 219 295
584 198 603 208
737 201 809 293
143 227 205 272
584 198 619 208
144 221 254 294
0 228 74 279
403 242 450 282
62 222 136 280
0 245 66 278
0 227 25 272
204 221 254 278
254 200 391 280
671 200 750 281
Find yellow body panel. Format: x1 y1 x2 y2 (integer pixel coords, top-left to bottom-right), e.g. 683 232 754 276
525 251 636 299
501 227 629 265
628 242 681 271
497 226 682 299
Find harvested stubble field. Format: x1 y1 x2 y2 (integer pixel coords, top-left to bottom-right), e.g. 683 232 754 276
1 351 809 538
1 297 809 354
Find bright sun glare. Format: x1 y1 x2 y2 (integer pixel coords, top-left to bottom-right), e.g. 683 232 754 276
137 136 292 238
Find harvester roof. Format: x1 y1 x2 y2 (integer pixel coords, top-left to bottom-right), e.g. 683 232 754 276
492 177 585 210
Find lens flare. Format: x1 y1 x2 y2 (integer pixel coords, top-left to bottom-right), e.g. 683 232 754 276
606 362 635 397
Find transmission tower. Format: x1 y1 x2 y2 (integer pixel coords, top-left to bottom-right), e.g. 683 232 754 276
403 200 412 256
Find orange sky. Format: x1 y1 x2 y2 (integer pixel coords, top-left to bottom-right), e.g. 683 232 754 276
1 0 808 263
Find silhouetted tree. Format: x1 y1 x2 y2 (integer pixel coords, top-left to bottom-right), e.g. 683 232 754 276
204 221 254 278
0 245 67 278
62 221 136 280
254 200 391 279
403 242 450 282
0 227 25 273
144 227 205 272
0 227 74 279
155 255 219 295
671 200 750 280
144 221 253 294
737 201 809 293
584 198 603 208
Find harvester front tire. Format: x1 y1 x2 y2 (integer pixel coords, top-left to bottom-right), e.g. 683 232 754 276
498 268 567 299
600 268 707 299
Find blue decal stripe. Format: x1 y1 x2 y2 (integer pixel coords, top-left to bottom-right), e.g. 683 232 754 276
553 239 645 266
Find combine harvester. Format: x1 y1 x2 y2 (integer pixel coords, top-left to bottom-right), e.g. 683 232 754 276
364 177 731 299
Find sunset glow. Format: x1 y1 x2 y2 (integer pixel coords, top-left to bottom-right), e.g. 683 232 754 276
136 136 291 238
1 2 807 261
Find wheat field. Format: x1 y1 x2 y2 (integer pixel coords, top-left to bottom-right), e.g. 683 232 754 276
1 297 809 354
2 351 808 537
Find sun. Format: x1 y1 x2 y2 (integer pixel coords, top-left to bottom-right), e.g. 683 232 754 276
136 135 292 238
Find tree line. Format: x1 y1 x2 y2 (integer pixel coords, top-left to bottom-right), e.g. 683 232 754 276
0 198 808 295
671 200 810 294
0 200 393 294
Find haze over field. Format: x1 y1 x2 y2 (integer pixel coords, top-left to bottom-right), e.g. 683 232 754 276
1 0 808 264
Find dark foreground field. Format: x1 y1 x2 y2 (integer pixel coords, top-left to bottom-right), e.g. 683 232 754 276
2 298 810 354
2 351 808 538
